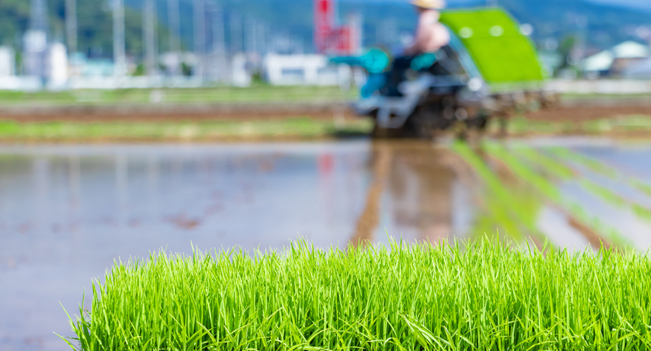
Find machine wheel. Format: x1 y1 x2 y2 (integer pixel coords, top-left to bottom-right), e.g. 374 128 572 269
466 113 489 131
404 113 433 139
370 117 407 138
370 124 403 138
367 109 399 139
403 103 449 139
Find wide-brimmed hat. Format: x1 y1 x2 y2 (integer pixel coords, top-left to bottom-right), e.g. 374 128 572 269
411 0 445 9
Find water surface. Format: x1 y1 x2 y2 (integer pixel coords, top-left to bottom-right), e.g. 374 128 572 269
1 139 651 350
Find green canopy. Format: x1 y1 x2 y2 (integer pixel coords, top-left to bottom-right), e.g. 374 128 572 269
440 8 546 84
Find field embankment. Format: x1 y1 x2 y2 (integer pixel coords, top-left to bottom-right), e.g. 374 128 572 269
0 86 354 107
1 91 651 142
0 118 373 143
0 87 369 142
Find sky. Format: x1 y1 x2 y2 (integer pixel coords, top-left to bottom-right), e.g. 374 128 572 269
356 0 651 11
585 0 651 10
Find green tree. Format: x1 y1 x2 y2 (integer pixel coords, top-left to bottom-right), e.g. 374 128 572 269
0 0 30 47
0 0 150 57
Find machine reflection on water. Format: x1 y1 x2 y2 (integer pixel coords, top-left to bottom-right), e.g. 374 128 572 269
2 140 651 350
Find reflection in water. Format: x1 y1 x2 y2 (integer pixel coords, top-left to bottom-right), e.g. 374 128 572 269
468 140 651 251
0 143 373 351
0 142 476 351
351 144 393 246
388 144 455 242
2 140 650 351
33 158 50 236
147 154 159 221
116 154 128 232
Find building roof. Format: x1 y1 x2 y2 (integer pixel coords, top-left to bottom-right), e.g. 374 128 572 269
581 41 650 72
612 41 650 58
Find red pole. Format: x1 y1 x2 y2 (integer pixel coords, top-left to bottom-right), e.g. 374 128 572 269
315 0 334 53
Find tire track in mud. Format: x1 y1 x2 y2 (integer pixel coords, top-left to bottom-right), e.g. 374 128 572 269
350 144 393 248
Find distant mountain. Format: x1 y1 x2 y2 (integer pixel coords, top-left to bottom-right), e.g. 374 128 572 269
497 0 651 51
0 0 649 61
351 0 651 13
200 0 651 53
340 0 651 51
0 0 148 58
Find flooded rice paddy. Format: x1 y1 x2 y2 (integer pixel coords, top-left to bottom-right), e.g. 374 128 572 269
2 139 651 350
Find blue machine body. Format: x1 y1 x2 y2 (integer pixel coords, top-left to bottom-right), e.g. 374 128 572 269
330 49 392 98
330 48 391 74
329 48 440 98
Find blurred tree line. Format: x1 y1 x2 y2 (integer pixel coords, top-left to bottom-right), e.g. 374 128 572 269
0 0 170 58
0 0 649 61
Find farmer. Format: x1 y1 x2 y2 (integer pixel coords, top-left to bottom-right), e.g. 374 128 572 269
404 0 450 56
386 0 450 96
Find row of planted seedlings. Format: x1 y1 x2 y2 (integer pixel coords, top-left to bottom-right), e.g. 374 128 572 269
548 146 651 221
62 142 651 351
482 142 626 248
452 140 651 249
503 115 651 136
470 143 630 245
449 141 547 246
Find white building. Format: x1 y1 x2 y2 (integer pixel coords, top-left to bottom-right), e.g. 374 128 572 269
232 53 251 87
160 51 198 76
0 46 15 77
47 42 68 88
204 50 231 83
263 54 339 86
23 30 48 78
623 58 651 79
580 41 650 77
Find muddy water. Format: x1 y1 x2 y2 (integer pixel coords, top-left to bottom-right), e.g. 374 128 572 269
564 141 651 249
0 142 471 350
0 140 650 350
522 138 651 249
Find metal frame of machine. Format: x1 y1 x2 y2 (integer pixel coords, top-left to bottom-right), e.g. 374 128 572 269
331 8 557 138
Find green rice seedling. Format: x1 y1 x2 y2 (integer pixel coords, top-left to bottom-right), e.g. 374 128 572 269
631 179 651 198
505 145 645 228
62 240 651 351
547 146 651 219
565 201 631 245
467 187 544 244
582 115 651 133
500 115 651 136
499 118 575 135
483 143 562 202
554 146 651 199
508 144 575 180
580 179 651 221
451 142 545 242
483 142 629 247
513 144 651 222
548 147 618 179
0 118 373 141
0 86 357 106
